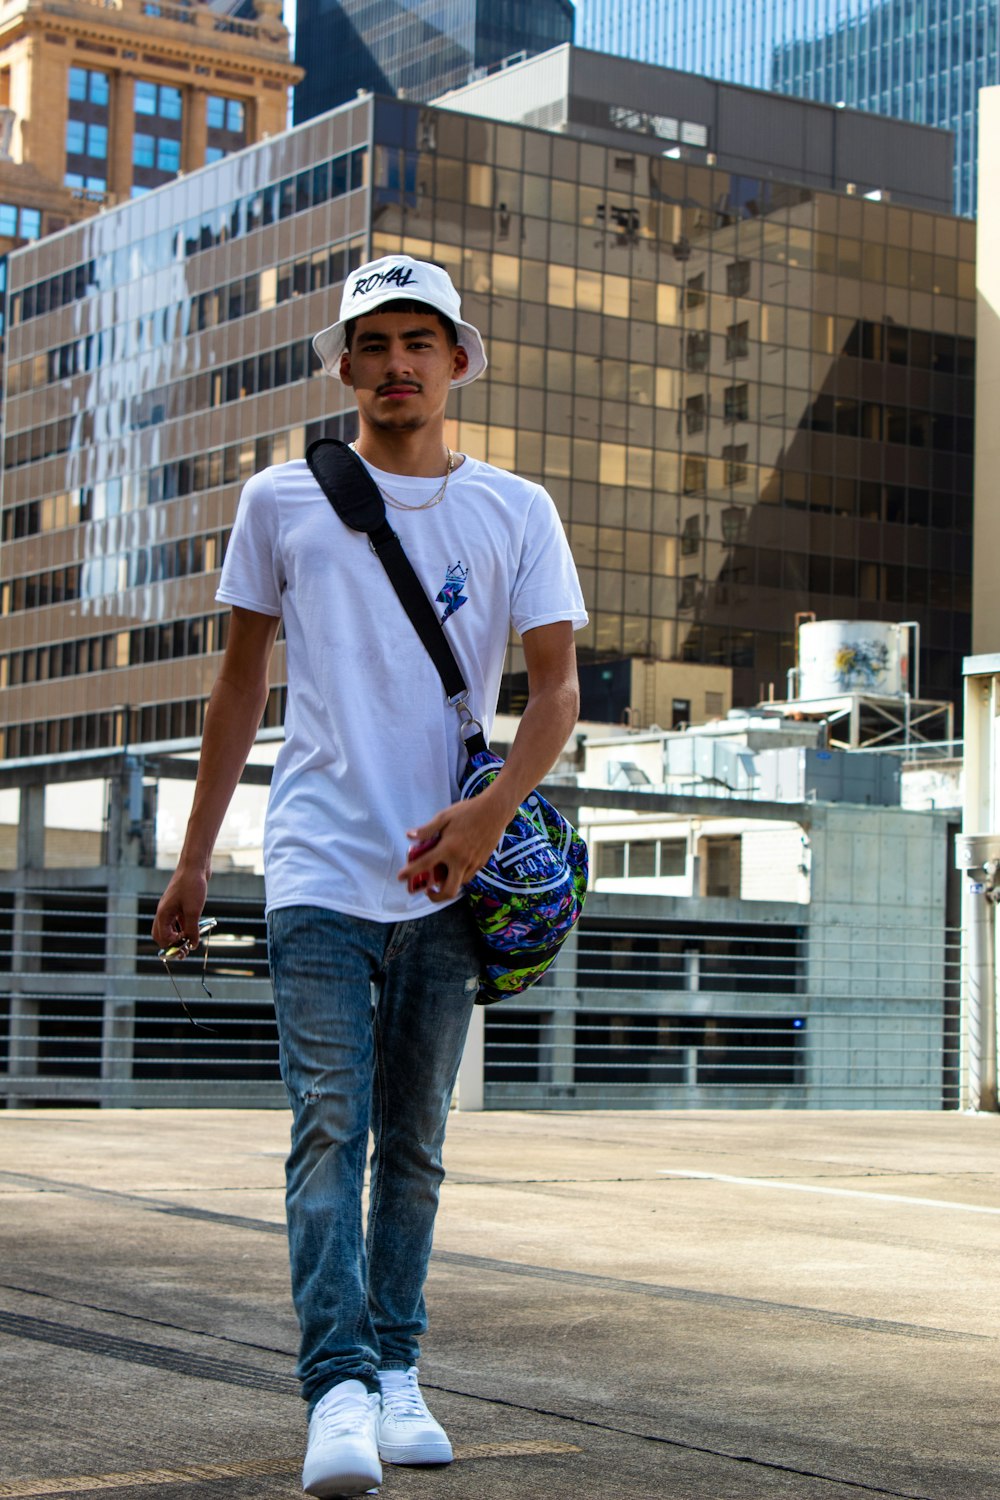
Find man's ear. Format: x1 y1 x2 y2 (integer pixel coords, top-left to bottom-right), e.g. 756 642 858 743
451 344 470 381
339 350 354 388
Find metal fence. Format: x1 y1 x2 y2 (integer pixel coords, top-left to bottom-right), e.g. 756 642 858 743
0 889 961 1110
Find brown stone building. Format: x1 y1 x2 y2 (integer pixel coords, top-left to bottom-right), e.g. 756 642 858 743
0 0 300 209
0 0 300 426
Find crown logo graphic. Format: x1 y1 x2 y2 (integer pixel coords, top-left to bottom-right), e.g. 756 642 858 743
437 561 469 622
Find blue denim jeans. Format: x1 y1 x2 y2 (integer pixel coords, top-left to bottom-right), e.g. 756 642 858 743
267 901 480 1411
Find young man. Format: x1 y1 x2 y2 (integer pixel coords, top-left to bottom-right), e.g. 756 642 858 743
153 255 586 1498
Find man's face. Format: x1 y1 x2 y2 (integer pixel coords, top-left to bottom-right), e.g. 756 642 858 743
338 310 469 433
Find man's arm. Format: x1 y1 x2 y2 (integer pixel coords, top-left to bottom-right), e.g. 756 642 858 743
399 619 580 902
152 606 280 950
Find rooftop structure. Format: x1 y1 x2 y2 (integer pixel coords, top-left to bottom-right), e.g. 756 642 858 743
576 0 994 217
439 43 955 213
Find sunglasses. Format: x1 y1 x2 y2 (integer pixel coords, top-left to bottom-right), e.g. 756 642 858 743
157 917 218 1032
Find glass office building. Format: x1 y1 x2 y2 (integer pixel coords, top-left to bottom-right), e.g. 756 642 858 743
0 86 974 758
578 0 997 215
293 0 574 123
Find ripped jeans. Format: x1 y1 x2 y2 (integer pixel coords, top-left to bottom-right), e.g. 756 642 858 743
267 902 480 1410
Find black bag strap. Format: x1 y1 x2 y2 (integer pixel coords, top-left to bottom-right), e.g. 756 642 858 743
306 439 482 735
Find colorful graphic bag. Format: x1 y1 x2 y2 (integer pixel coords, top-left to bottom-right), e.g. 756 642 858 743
458 736 588 1003
306 438 588 1005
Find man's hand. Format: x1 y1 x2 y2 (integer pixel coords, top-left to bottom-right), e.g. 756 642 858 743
399 789 512 902
400 621 580 904
152 864 211 953
150 606 278 953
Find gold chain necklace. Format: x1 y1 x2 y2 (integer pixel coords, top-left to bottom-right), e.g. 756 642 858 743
351 445 455 512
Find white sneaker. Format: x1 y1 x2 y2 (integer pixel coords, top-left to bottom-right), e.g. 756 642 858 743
377 1365 453 1466
302 1379 382 1497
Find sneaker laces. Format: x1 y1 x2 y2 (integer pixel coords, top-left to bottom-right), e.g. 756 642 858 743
380 1368 428 1422
312 1384 377 1441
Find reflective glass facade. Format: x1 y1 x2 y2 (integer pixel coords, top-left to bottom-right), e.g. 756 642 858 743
0 91 974 758
293 0 574 122
578 0 996 216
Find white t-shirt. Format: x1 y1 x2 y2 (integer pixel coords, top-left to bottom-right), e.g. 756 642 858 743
216 453 588 921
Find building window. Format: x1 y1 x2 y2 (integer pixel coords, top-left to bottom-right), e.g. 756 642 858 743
68 67 109 106
681 514 702 554
721 505 747 543
629 841 657 878
726 259 751 297
133 80 183 189
205 94 247 166
66 66 110 194
702 836 741 898
595 840 686 881
68 120 107 158
722 444 749 485
207 95 244 133
682 457 706 496
685 331 709 371
596 842 626 878
725 321 749 360
157 137 180 173
679 575 700 610
685 393 706 434
66 173 107 195
135 81 181 120
724 383 749 422
0 202 41 240
684 271 706 309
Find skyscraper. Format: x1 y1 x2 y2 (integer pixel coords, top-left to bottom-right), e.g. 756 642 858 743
293 0 574 124
0 63 973 762
577 0 995 215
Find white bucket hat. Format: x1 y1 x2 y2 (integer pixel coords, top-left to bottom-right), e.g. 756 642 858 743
312 254 487 387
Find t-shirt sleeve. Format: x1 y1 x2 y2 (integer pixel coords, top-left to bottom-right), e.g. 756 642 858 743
215 468 284 617
510 485 588 636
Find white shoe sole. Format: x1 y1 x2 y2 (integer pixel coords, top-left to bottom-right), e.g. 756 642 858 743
302 1449 382 1496
303 1486 379 1499
378 1435 453 1466
302 1473 381 1498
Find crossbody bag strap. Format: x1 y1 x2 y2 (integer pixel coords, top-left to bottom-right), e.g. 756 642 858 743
305 439 483 740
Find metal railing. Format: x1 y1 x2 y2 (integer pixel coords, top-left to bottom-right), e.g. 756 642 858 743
0 892 961 1111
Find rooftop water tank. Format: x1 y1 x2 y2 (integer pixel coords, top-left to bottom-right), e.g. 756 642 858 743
798 620 909 699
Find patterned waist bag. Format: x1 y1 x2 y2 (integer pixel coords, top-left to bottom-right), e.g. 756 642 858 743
306 438 588 1005
458 735 588 1004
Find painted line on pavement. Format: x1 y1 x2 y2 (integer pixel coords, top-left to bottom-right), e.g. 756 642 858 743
0 1461 298 1497
658 1168 1000 1215
0 1443 582 1496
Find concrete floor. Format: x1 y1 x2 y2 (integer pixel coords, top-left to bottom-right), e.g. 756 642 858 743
1 1107 998 1500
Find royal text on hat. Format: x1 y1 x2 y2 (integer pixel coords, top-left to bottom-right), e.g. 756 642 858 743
312 254 488 388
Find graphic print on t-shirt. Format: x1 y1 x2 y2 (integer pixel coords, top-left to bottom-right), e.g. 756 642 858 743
436 561 469 622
